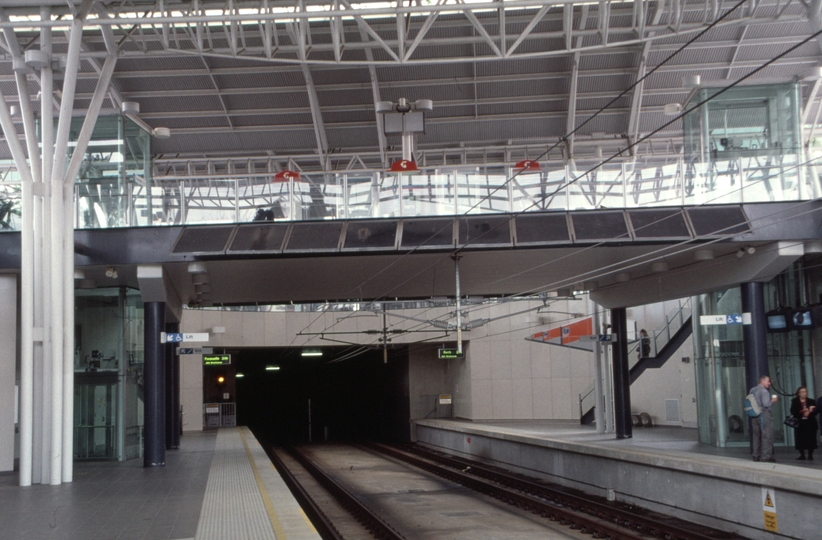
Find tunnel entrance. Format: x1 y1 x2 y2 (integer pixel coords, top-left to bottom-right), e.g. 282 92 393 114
232 346 410 444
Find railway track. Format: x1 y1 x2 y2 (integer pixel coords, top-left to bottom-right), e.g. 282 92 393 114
270 442 747 540
364 442 746 540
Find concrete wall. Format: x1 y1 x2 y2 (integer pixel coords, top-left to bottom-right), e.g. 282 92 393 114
0 275 17 472
180 353 203 432
627 300 697 427
417 420 821 540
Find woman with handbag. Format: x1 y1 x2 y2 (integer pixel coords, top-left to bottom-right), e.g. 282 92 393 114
789 387 818 460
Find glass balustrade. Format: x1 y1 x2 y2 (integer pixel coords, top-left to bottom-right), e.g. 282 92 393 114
0 81 820 233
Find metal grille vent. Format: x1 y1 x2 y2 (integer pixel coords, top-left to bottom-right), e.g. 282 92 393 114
665 399 681 423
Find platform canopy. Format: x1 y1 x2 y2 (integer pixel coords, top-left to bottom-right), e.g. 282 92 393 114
0 0 820 175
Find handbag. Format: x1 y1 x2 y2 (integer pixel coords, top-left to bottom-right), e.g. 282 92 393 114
784 415 800 429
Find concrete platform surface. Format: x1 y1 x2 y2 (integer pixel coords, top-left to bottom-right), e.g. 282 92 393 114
415 419 822 540
0 428 319 540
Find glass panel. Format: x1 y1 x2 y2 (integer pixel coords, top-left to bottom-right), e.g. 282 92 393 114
343 220 398 249
628 209 691 239
0 182 21 230
285 222 343 251
346 175 377 218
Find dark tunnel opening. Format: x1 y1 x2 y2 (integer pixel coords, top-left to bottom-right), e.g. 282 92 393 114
225 346 410 445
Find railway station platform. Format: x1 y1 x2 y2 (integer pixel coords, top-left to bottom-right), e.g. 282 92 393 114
414 419 822 540
0 427 319 540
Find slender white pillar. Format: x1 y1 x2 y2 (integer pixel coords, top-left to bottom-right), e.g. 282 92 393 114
38 5 53 484
46 16 83 486
592 301 605 434
0 86 35 486
60 50 117 483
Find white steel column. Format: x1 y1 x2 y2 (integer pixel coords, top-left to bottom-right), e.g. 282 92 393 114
51 19 87 484
0 85 35 487
2 14 40 488
37 5 53 484
591 300 605 434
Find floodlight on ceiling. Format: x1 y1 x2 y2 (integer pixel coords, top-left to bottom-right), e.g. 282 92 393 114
682 75 701 88
663 103 682 116
301 349 323 357
273 170 300 181
24 50 49 70
513 160 541 174
188 262 207 274
153 127 171 139
121 101 140 115
388 159 421 175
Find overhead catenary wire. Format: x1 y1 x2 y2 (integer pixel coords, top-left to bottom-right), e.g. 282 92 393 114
292 0 752 342
294 5 822 347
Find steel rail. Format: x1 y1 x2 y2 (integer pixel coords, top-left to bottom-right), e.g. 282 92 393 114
365 442 746 540
267 447 347 540
283 445 407 540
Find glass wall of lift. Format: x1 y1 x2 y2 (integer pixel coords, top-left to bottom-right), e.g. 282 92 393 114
693 262 817 448
687 82 813 447
74 288 144 460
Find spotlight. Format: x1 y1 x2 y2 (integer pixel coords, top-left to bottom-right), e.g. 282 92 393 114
105 267 118 279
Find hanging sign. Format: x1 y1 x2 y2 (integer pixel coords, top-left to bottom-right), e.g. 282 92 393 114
203 354 231 366
438 348 464 359
178 347 214 355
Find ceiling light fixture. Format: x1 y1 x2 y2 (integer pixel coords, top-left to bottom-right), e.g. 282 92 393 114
301 349 322 357
265 365 280 371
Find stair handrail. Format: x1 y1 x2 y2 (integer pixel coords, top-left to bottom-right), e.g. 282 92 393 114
578 297 693 420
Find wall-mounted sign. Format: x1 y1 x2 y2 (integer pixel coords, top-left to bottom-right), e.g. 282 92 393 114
439 394 452 404
178 347 213 355
203 354 231 366
161 332 210 343
438 348 464 359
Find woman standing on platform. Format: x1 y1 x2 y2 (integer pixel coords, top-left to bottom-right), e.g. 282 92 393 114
790 387 818 460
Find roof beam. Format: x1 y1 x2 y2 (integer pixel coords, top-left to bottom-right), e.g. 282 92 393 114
626 0 664 156
565 4 589 158
284 5 328 169
360 27 387 167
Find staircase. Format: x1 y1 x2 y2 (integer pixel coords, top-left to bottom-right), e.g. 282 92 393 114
579 299 692 425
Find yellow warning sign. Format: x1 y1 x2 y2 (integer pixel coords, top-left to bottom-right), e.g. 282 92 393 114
761 488 777 532
763 511 778 532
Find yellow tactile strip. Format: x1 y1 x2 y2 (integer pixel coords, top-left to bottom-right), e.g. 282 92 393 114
194 427 321 540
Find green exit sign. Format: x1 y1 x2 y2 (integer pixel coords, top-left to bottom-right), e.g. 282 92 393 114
438 348 464 359
203 354 231 366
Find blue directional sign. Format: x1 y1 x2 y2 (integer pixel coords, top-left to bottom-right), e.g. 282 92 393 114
726 313 743 325
163 332 184 343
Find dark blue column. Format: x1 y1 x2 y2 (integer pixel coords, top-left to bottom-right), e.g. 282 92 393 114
611 307 633 439
144 302 166 467
741 282 769 392
165 322 180 450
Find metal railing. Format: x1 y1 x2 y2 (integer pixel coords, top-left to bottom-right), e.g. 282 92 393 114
0 150 819 232
578 298 693 420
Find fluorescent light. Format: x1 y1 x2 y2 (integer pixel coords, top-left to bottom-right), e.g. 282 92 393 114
265 365 280 371
236 373 244 378
301 349 323 357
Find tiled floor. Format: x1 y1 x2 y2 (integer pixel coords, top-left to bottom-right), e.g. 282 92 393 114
0 431 216 540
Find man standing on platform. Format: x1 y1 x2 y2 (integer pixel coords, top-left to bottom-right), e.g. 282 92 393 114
751 375 778 462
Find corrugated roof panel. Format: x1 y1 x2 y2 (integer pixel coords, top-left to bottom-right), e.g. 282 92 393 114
317 88 373 107
478 78 569 99
321 109 375 124
581 51 638 71
326 126 378 149
154 129 317 155
381 83 476 104
735 41 820 62
476 100 566 116
311 67 371 86
140 95 225 113
116 56 204 72
376 63 474 82
425 116 566 144
577 73 634 93
232 114 313 127
151 116 231 130
118 75 215 93
475 56 570 77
